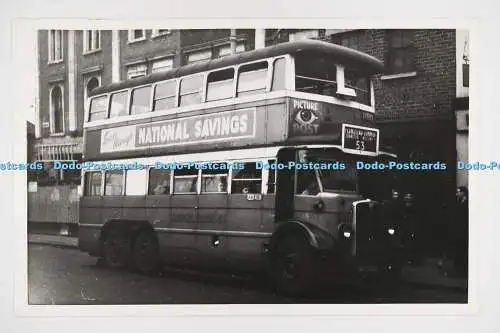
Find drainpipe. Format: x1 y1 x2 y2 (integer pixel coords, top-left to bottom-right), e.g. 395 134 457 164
255 29 265 49
229 29 237 54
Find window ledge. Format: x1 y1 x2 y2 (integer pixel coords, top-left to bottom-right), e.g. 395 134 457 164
48 59 64 65
128 37 147 45
381 71 417 80
83 48 102 56
49 132 66 137
152 32 172 39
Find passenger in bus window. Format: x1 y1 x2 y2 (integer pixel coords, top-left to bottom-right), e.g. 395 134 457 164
301 181 320 196
153 179 169 195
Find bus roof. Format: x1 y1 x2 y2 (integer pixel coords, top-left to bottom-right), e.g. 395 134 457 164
90 39 385 97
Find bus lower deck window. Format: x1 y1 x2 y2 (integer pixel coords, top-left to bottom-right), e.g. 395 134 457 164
149 169 171 195
173 167 198 193
104 171 124 196
231 162 262 194
84 171 102 196
201 168 228 193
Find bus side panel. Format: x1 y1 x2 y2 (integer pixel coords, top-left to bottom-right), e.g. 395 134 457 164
146 195 173 260
100 196 123 224
260 194 276 233
78 196 103 255
196 194 229 269
226 194 267 270
121 195 147 222
265 101 288 143
167 195 199 265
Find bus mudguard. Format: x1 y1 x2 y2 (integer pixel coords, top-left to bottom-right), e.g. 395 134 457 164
270 220 335 251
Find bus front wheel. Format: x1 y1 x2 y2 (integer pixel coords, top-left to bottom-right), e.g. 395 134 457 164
102 228 131 269
270 235 315 296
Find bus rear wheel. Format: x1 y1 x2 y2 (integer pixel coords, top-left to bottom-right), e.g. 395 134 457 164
131 230 160 275
102 228 131 269
270 235 314 296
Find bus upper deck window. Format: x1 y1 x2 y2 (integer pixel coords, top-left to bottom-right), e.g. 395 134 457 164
109 91 129 118
153 80 177 111
231 162 262 194
88 96 108 121
130 85 152 115
344 69 371 106
237 61 268 97
179 75 203 107
206 68 235 101
84 171 102 196
295 53 337 96
271 58 286 91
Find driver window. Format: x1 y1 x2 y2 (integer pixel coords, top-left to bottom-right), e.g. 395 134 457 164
296 170 320 195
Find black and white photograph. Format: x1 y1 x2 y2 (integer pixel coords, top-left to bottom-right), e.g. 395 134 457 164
22 27 472 306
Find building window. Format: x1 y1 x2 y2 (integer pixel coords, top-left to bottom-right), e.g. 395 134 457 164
83 30 101 53
218 44 246 57
127 63 147 80
128 30 146 43
50 85 64 134
151 58 173 74
48 30 63 63
289 30 319 41
387 30 415 74
84 76 101 106
187 50 212 64
152 29 171 37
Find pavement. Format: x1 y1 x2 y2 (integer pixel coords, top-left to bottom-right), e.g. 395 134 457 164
28 233 468 292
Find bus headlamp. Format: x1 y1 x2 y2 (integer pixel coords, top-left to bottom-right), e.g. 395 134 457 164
338 223 354 239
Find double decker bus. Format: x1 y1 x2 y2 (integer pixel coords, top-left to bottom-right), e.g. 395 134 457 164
78 39 415 295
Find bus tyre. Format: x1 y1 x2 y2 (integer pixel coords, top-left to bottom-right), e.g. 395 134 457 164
271 235 314 296
102 228 131 269
131 230 160 275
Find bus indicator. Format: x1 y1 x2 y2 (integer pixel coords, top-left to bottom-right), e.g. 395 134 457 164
342 124 379 154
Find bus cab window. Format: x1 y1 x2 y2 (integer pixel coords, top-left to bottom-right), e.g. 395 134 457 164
109 91 129 118
173 167 198 194
231 162 262 194
206 68 235 101
130 85 152 115
88 96 108 121
201 168 228 193
179 75 203 107
84 171 102 196
153 80 176 111
237 61 268 97
297 170 320 195
148 169 171 195
104 171 124 196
